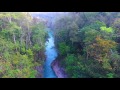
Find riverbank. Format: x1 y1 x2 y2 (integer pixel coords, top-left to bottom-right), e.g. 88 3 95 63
51 58 68 78
43 29 58 78
35 65 43 78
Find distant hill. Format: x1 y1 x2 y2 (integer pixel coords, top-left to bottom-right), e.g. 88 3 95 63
30 12 67 20
30 12 68 28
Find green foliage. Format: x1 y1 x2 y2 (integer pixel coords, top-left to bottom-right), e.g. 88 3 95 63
54 12 120 78
33 44 41 52
106 73 114 78
21 47 26 53
102 58 111 69
64 54 78 77
58 42 70 56
0 52 38 78
26 49 33 57
83 29 99 44
65 54 77 65
3 51 10 60
0 12 46 78
100 26 113 33
89 21 106 30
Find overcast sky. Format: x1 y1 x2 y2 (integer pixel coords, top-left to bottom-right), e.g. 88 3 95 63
29 12 65 14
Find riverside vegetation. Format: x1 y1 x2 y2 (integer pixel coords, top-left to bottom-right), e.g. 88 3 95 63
1 12 120 78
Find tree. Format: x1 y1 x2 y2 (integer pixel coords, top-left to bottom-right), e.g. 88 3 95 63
0 12 46 78
58 42 70 56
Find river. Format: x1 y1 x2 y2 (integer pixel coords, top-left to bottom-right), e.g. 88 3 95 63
43 28 58 78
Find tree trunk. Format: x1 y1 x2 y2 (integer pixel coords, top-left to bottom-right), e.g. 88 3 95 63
86 51 88 60
25 35 28 50
20 29 24 52
7 17 11 23
13 33 17 51
13 33 16 44
27 22 32 47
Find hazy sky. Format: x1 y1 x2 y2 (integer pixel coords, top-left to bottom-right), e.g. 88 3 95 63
29 12 65 14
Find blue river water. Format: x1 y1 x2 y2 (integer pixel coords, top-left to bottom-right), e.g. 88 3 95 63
44 29 58 78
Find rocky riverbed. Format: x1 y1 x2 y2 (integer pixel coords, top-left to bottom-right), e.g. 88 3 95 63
36 66 43 78
51 59 68 78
